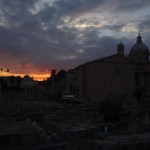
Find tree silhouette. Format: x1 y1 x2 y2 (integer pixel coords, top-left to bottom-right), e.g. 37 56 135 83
56 69 66 81
9 76 15 85
16 76 22 85
0 77 7 92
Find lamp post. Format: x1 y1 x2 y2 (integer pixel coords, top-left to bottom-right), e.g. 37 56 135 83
0 68 2 100
0 68 9 100
0 68 9 77
0 68 3 78
51 69 56 93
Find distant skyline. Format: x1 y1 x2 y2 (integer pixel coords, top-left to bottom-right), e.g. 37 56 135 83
0 0 150 80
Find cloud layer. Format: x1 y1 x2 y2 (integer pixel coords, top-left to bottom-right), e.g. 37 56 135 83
0 0 150 78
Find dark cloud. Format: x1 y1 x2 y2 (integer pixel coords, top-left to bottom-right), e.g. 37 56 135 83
0 0 149 78
53 0 105 17
103 24 125 32
83 36 118 60
0 0 36 7
105 0 150 13
138 16 150 31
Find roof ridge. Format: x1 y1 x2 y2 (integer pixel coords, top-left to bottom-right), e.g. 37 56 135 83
79 53 133 66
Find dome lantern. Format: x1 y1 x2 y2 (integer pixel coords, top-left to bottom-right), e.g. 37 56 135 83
137 33 142 43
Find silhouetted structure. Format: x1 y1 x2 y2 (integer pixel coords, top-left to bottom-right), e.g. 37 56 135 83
79 34 150 130
65 68 79 95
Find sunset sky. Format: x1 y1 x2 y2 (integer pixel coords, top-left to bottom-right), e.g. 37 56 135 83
0 0 150 80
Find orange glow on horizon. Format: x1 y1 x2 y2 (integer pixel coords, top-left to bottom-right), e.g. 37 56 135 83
0 71 51 81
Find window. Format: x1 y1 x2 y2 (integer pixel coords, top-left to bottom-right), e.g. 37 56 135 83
115 67 121 75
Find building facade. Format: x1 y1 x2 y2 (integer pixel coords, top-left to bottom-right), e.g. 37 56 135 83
79 34 150 127
79 54 136 103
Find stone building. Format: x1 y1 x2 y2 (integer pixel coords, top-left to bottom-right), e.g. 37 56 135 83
79 34 150 127
79 54 136 103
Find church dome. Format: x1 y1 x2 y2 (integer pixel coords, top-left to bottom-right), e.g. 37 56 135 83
130 43 149 55
129 33 149 62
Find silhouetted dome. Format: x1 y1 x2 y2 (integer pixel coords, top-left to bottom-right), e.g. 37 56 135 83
129 33 150 62
130 43 149 55
130 33 149 56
